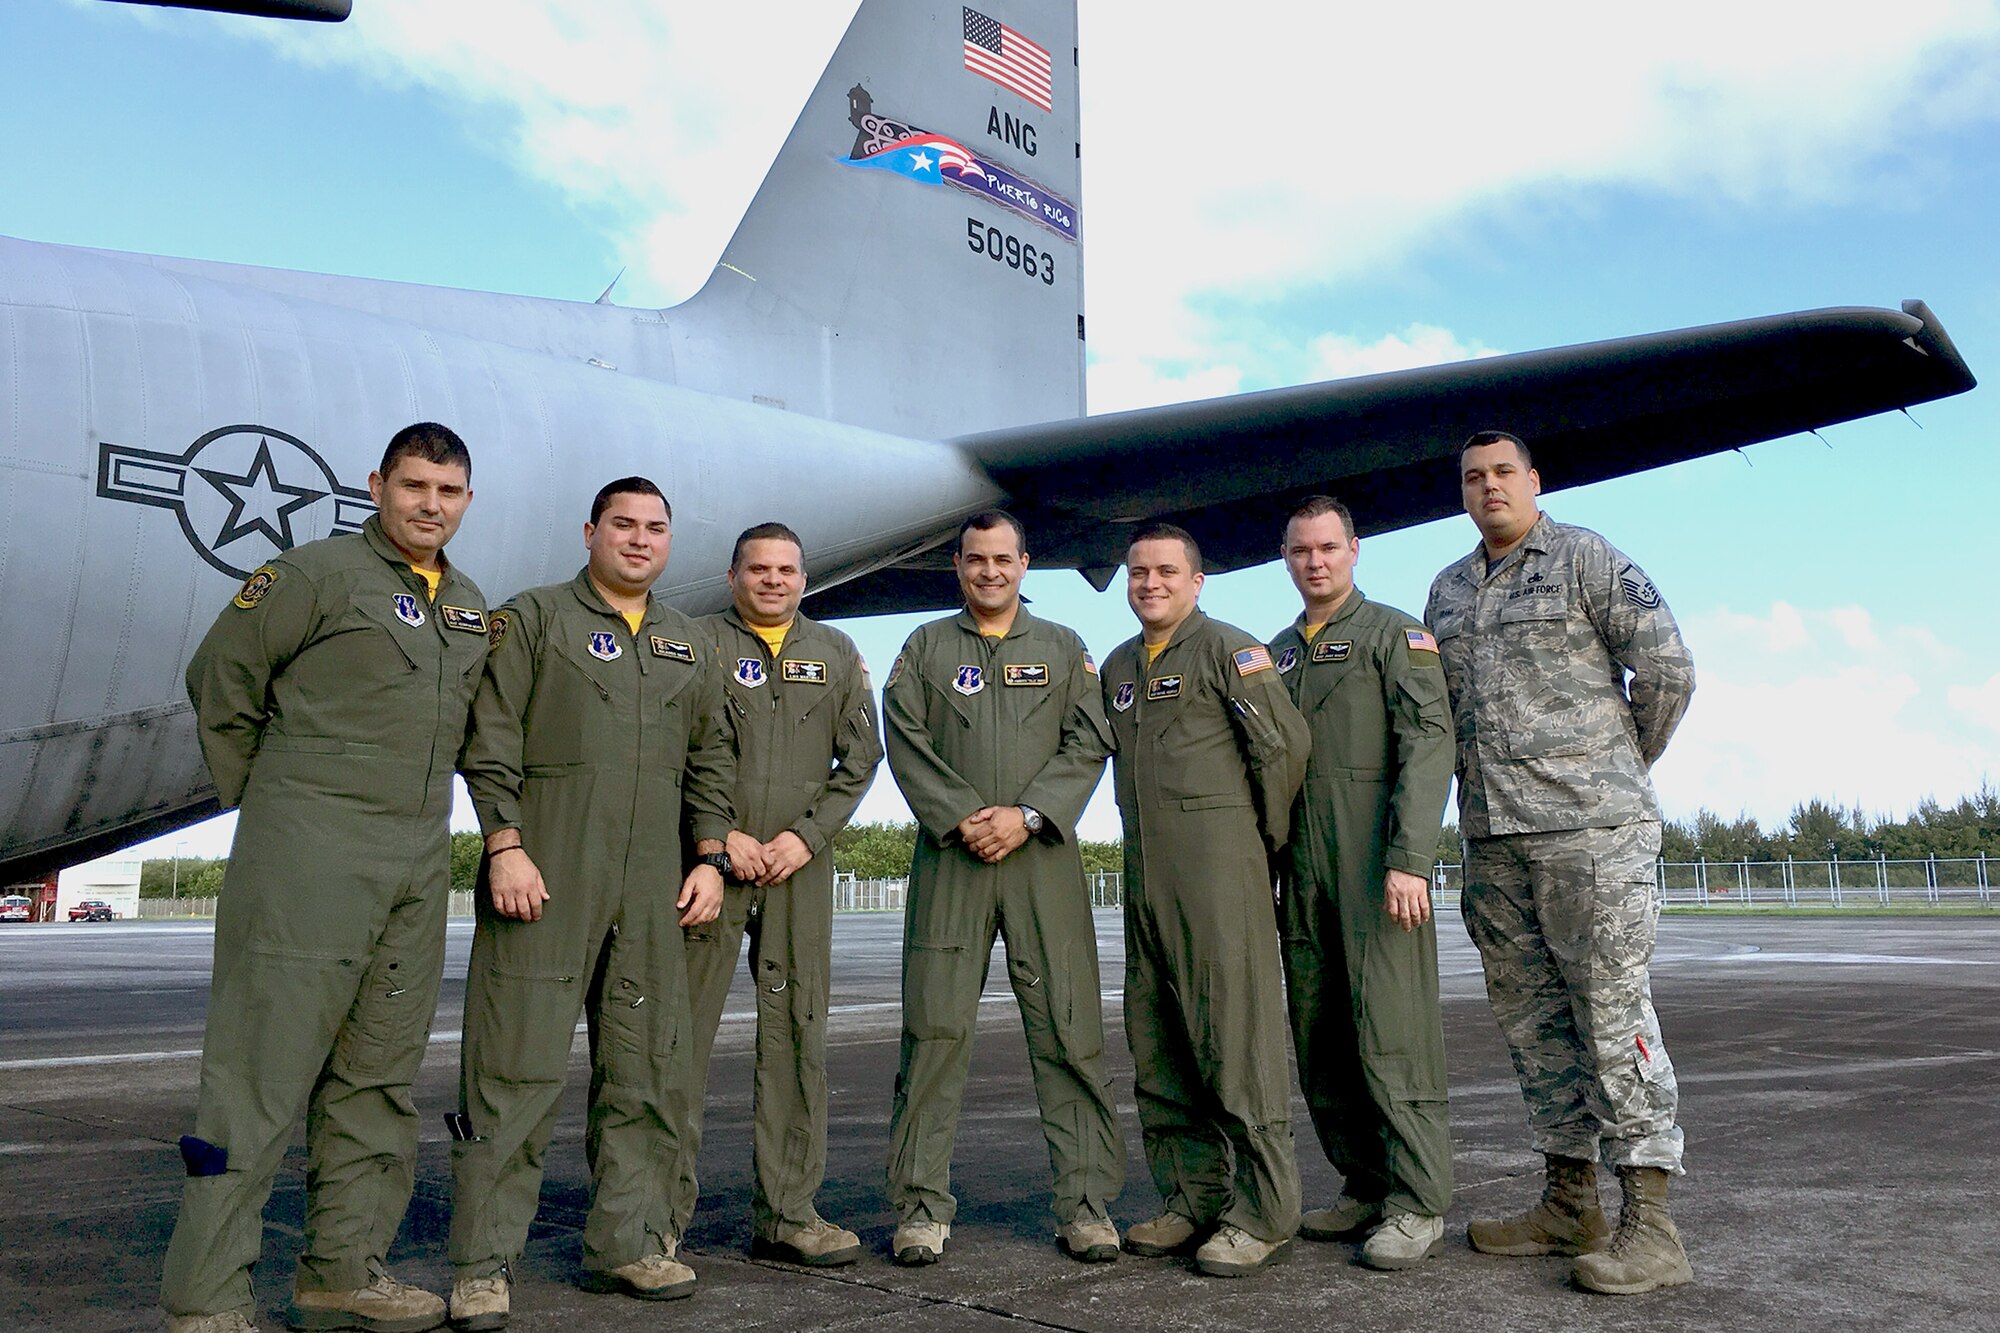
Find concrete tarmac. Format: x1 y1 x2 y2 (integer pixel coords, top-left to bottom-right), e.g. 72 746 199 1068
3 910 1996 1331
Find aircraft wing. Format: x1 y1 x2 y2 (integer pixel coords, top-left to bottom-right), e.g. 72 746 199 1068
805 301 1974 616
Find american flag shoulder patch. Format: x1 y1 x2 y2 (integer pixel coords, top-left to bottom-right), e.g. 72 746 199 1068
1083 652 1098 676
1405 628 1439 654
1233 645 1274 676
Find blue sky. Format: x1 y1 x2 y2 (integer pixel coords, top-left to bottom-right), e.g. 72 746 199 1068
6 0 1998 853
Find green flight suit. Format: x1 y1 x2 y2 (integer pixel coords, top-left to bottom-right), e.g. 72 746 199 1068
1269 591 1455 1219
1101 610 1309 1243
882 608 1123 1227
450 572 735 1280
670 610 883 1239
163 517 488 1319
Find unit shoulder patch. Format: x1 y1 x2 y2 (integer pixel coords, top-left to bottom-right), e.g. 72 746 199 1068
1002 663 1049 686
782 658 828 684
651 636 695 662
232 565 279 609
884 653 905 688
440 605 488 635
487 609 512 649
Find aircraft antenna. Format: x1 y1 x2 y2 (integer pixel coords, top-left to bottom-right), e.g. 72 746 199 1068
594 268 626 306
1899 407 1925 430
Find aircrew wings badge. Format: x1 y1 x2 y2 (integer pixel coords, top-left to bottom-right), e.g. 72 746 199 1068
232 565 279 609
1233 645 1273 676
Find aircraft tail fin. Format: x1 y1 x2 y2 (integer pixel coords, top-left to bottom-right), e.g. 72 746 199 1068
670 0 1083 441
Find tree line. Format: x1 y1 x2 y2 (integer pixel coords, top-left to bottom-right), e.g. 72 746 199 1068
1433 783 2000 866
137 785 2000 899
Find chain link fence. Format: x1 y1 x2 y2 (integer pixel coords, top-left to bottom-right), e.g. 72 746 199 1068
136 856 1996 919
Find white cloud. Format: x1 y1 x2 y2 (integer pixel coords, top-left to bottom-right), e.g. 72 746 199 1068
1305 325 1501 381
1947 674 2000 734
220 1 2000 383
1657 602 1996 825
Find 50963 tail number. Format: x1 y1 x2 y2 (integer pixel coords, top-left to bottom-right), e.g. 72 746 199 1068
966 218 1055 286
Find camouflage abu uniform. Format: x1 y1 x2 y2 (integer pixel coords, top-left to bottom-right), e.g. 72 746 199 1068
1102 610 1310 1242
670 609 883 1239
165 516 487 1319
1425 513 1695 1171
1269 592 1455 1218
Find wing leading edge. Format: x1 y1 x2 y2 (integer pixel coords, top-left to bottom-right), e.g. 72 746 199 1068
806 301 1974 616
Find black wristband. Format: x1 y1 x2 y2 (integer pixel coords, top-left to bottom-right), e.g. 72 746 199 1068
489 845 527 860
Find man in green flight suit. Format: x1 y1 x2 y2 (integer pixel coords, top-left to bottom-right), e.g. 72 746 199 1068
1268 496 1456 1271
1102 522 1309 1278
448 476 735 1329
164 423 485 1333
881 511 1124 1267
669 521 884 1265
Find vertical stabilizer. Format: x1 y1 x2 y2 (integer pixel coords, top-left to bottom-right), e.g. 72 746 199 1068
669 0 1083 441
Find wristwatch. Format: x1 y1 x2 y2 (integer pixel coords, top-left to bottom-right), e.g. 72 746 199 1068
698 851 733 875
1018 806 1045 835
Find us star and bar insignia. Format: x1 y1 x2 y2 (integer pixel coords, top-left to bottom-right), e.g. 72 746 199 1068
1146 675 1183 700
1233 645 1273 676
440 605 488 634
783 659 828 684
651 636 695 662
1003 663 1049 686
1312 639 1352 663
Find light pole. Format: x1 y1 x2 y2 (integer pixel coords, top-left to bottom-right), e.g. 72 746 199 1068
171 840 185 905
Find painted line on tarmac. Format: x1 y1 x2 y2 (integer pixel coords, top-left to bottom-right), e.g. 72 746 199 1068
0 989 1121 1071
1710 949 1994 966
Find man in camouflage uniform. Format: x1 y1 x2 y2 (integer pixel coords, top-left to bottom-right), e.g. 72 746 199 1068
449 477 735 1326
671 522 883 1265
1103 523 1310 1278
881 511 1124 1267
165 423 484 1333
1425 430 1697 1295
1270 496 1456 1271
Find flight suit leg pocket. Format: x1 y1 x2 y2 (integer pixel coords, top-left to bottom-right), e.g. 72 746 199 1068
596 973 682 1089
333 948 439 1083
469 965 581 1085
904 942 969 1042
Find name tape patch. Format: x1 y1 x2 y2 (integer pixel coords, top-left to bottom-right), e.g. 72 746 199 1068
651 636 694 662
440 605 488 635
1146 675 1183 700
783 659 828 684
1003 663 1049 687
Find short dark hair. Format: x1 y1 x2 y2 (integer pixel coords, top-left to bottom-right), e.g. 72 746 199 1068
1461 429 1532 470
379 422 471 483
1283 494 1354 544
589 476 670 526
731 521 804 569
956 510 1027 556
1129 522 1201 570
